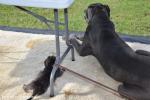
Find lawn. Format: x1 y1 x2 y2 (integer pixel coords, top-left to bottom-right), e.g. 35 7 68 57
0 0 150 36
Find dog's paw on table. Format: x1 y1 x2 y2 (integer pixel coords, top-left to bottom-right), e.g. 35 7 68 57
62 34 76 40
62 34 84 41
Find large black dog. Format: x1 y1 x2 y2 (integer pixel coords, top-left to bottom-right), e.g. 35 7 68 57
70 3 150 100
23 56 63 100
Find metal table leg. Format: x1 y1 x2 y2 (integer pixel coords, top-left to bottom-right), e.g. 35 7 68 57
50 9 60 97
50 8 75 97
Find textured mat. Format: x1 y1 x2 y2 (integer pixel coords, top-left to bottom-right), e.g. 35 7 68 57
0 30 149 100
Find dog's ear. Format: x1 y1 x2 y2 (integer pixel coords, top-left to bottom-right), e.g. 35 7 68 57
44 57 49 67
49 56 56 65
44 60 47 67
104 5 110 17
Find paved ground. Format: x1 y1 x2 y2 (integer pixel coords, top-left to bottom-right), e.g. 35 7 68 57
0 30 150 100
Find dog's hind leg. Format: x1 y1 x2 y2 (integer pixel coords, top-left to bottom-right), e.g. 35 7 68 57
27 96 34 100
135 50 150 57
118 83 149 100
27 91 37 100
23 84 33 93
70 38 93 56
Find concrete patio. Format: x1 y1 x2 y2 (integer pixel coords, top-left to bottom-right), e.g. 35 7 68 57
0 30 150 100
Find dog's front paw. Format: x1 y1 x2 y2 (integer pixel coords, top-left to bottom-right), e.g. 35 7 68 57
69 38 76 44
69 34 77 40
62 34 77 41
75 34 84 41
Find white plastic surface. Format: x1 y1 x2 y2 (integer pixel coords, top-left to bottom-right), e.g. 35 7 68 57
0 0 74 9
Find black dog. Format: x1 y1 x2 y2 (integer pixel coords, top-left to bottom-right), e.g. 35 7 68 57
70 3 150 100
23 56 64 100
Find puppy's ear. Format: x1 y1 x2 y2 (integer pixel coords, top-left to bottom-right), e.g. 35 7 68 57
44 57 49 67
104 5 110 17
44 59 47 66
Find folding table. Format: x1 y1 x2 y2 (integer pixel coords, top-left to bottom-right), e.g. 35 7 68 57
0 0 75 97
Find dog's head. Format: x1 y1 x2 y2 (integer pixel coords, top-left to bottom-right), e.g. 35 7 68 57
44 56 56 68
84 3 110 23
44 56 64 80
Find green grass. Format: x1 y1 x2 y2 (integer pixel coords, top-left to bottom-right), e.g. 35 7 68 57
0 0 150 36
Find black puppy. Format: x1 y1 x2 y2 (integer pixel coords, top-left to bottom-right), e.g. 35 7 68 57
70 3 150 100
23 56 63 100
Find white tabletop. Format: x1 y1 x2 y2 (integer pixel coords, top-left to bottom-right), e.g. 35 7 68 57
0 0 74 9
